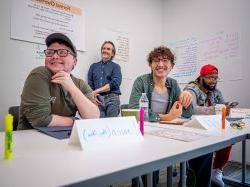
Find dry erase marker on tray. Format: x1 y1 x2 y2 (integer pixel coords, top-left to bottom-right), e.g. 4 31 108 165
4 114 13 160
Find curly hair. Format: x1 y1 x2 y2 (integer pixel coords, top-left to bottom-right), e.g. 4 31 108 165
147 46 175 65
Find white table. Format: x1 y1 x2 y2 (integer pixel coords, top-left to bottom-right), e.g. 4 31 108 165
0 122 249 187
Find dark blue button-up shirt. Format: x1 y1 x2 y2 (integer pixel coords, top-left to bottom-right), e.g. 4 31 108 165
88 60 122 95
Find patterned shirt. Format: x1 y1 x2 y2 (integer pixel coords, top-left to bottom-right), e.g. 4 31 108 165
184 80 224 115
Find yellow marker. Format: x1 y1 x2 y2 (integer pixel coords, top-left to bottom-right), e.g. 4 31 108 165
4 114 13 160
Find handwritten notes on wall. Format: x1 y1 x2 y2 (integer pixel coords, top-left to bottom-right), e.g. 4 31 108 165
115 33 129 64
11 0 86 51
168 31 242 83
34 44 45 64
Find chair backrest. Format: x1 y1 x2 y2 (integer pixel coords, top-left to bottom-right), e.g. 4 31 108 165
8 106 19 131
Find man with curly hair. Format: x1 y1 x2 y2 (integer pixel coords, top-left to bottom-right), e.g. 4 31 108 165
129 46 214 187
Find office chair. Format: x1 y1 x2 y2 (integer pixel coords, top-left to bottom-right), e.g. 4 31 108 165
8 106 19 131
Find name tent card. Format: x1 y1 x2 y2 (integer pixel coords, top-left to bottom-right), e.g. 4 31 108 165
230 108 250 118
184 115 230 130
69 116 143 150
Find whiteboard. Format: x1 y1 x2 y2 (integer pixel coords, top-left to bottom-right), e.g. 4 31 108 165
11 0 86 51
168 31 242 83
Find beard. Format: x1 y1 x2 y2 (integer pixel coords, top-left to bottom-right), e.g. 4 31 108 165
202 79 216 91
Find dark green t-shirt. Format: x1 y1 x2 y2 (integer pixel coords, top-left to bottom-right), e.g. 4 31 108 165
18 66 96 130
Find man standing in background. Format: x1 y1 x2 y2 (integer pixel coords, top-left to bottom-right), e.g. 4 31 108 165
88 41 122 117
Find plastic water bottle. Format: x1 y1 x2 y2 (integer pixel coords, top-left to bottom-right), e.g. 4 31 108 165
139 93 149 121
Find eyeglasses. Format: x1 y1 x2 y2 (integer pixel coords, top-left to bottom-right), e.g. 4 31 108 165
204 76 220 81
44 49 75 57
152 57 170 64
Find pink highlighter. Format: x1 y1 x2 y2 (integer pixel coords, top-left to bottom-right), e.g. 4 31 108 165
139 108 144 135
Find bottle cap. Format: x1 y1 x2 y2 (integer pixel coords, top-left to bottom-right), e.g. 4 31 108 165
5 114 13 132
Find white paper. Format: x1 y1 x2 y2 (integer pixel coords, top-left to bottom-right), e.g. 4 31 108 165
230 108 250 118
184 115 230 130
168 31 242 83
146 126 210 142
11 0 86 51
69 117 143 150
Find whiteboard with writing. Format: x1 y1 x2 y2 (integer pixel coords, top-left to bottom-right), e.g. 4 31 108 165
11 0 86 51
168 31 242 83
69 117 143 150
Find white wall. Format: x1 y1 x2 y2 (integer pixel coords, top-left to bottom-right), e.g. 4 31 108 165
0 0 163 131
1 0 249 163
163 0 250 162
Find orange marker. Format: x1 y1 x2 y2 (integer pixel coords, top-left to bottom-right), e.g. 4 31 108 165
176 101 182 109
221 107 226 129
176 103 179 109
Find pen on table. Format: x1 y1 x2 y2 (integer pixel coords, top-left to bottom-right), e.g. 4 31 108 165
221 106 226 129
4 114 14 160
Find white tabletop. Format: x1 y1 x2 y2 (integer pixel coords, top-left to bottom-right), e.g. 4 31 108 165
0 122 249 187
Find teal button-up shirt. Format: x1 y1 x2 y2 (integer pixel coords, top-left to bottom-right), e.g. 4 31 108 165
129 74 193 122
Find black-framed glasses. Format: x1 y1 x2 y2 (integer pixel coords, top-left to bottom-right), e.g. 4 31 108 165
152 57 170 64
44 49 75 57
204 76 220 81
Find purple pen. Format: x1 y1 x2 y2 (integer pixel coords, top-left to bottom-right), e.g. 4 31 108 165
139 108 144 135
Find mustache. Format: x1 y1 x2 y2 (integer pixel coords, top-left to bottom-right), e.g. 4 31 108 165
102 52 109 55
